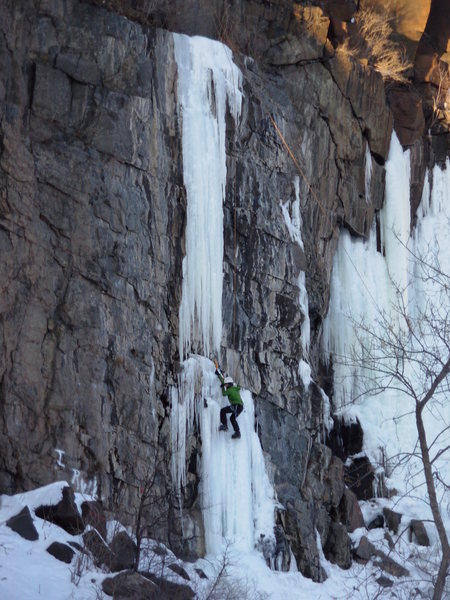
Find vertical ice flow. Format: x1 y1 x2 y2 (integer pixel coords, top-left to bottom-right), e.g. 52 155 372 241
174 34 242 362
171 35 276 557
364 141 372 203
322 132 450 515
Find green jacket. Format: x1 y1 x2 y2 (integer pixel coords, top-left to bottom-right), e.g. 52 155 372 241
216 372 243 406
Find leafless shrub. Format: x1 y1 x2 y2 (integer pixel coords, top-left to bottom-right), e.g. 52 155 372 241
337 6 412 83
430 63 450 129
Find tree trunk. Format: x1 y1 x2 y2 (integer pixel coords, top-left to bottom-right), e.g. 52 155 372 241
416 403 450 600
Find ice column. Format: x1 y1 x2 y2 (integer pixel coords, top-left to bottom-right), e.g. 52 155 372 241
174 34 242 362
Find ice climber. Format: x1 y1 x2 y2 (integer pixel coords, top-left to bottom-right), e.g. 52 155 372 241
214 362 243 439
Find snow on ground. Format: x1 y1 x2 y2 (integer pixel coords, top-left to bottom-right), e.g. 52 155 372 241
0 483 105 599
0 481 437 600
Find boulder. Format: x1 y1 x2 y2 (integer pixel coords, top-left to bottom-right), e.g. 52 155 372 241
6 506 39 541
46 541 75 564
383 508 402 534
83 529 114 568
168 563 190 581
384 531 395 550
81 500 107 539
144 572 196 599
354 535 376 562
374 551 410 578
35 486 84 535
376 575 394 588
102 571 158 599
367 514 384 530
409 520 430 546
195 568 208 579
339 488 365 532
110 531 138 572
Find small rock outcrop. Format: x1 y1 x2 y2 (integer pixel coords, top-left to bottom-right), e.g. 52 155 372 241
81 501 107 539
110 531 138 572
383 508 402 534
409 519 430 546
35 487 84 535
6 506 39 541
374 552 410 578
83 529 114 568
354 536 376 563
46 541 75 564
339 488 365 532
102 571 158 599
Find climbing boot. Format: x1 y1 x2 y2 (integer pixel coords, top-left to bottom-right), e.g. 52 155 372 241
219 424 228 432
231 431 241 439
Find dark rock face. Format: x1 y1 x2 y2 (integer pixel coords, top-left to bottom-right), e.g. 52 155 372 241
35 487 84 534
328 417 364 459
46 541 75 563
6 506 39 541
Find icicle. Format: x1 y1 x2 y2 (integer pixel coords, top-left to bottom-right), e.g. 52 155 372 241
364 141 372 203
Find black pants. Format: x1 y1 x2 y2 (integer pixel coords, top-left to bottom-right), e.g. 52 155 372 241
220 404 243 433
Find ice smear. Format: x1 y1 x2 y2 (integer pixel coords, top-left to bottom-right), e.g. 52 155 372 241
364 141 372 203
322 132 450 534
280 176 310 357
174 33 242 362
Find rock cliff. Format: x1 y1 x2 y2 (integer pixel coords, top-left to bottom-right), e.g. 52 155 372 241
0 0 448 581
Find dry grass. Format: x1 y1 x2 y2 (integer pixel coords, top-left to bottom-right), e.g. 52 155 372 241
338 6 412 83
430 63 450 128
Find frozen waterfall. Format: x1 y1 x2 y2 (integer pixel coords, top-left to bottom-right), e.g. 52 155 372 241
322 131 450 520
174 33 242 362
171 34 277 557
